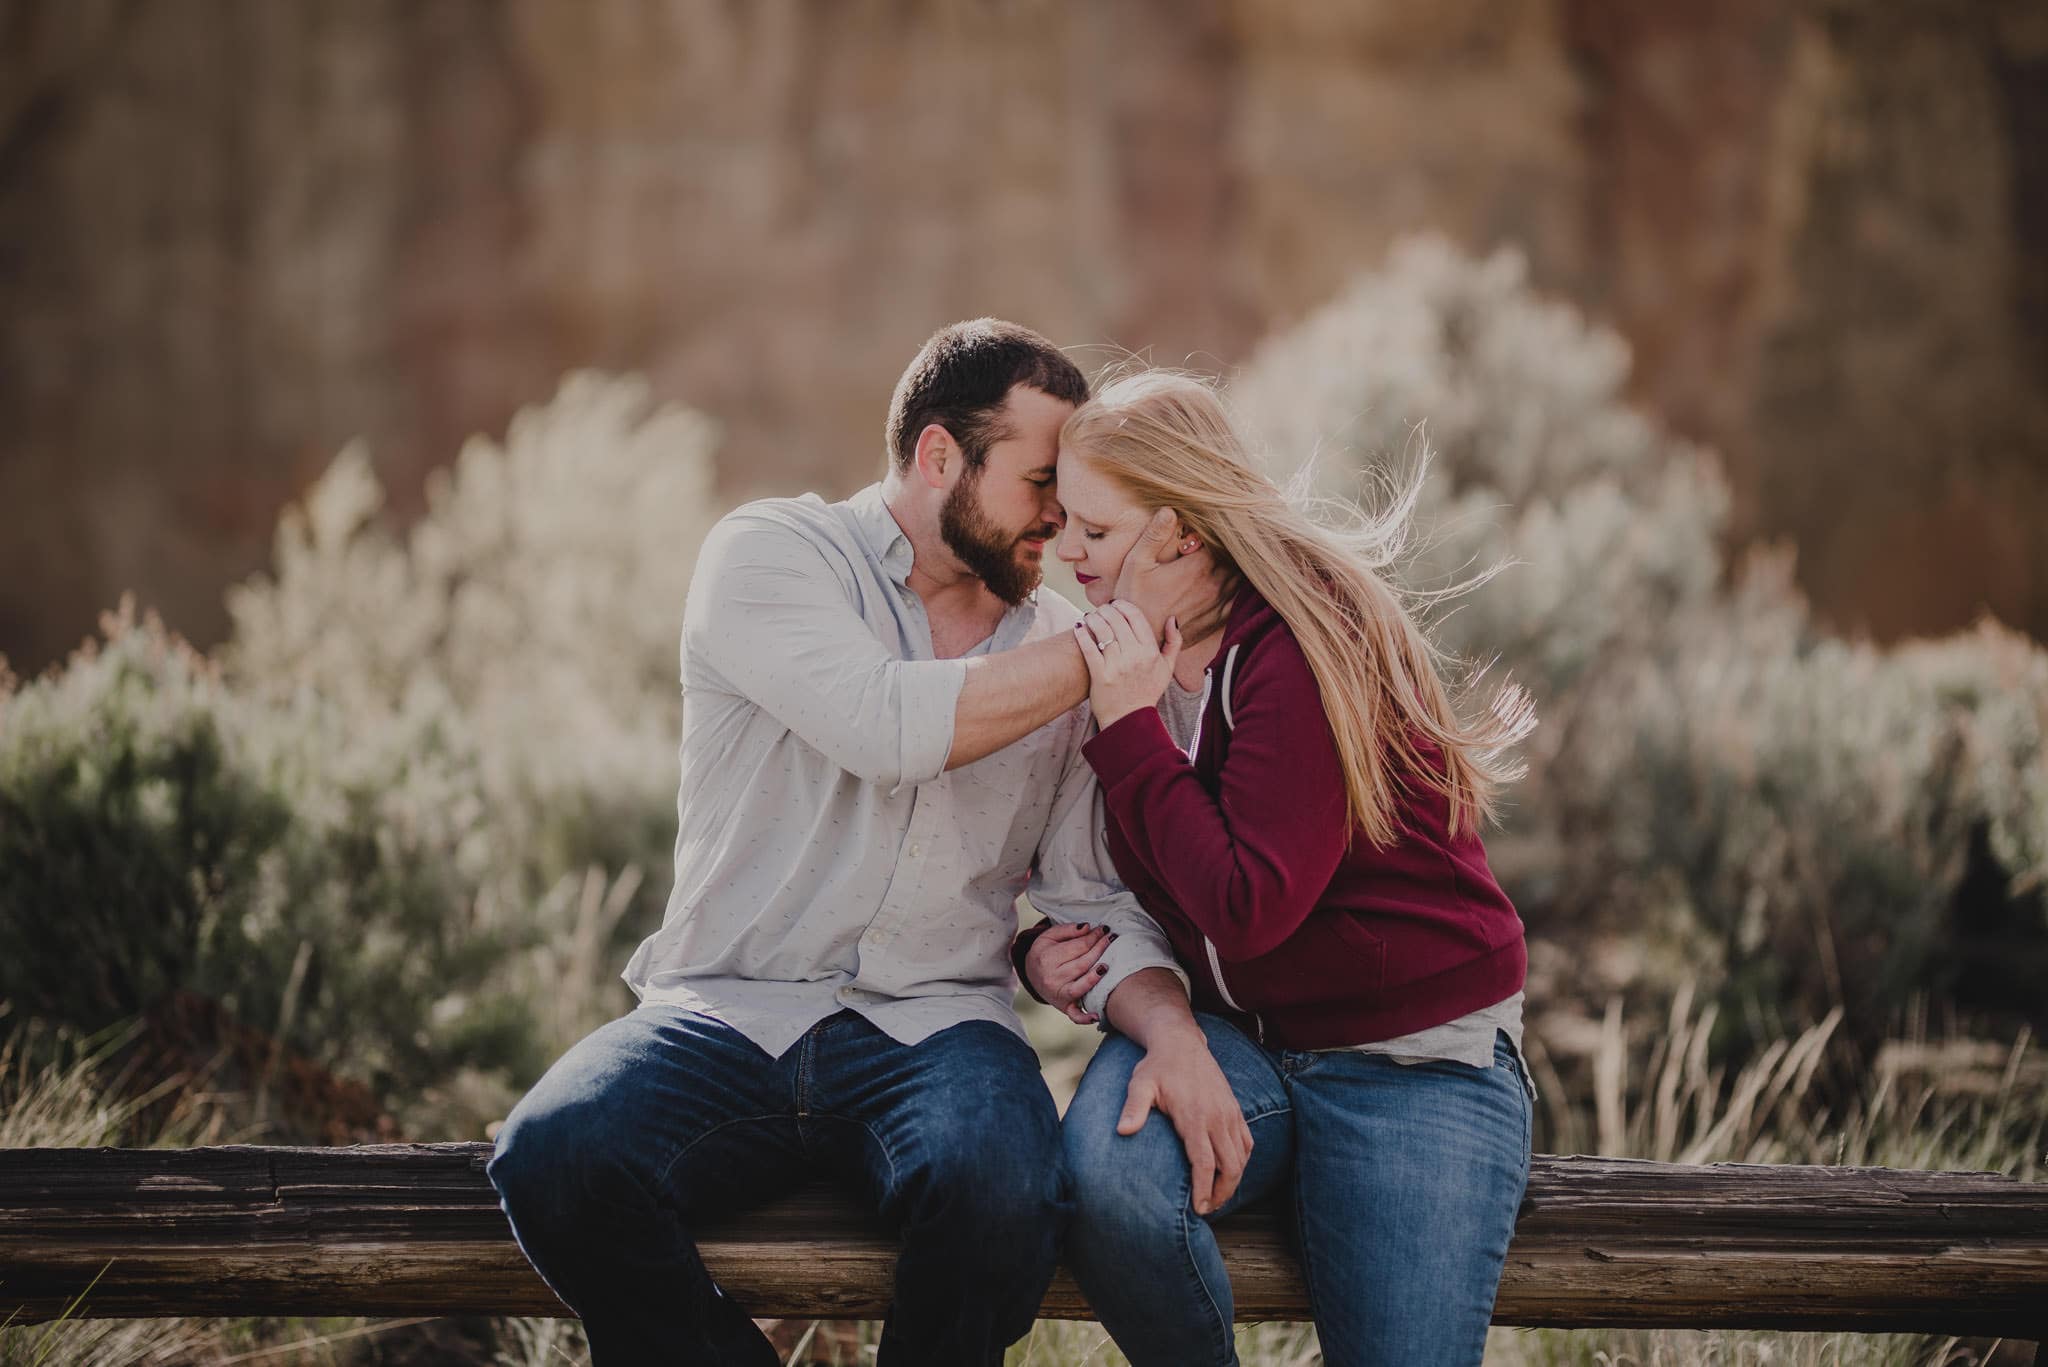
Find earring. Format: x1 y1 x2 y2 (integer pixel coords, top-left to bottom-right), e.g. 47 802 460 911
1180 539 1198 553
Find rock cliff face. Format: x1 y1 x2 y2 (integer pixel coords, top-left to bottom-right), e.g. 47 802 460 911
2 0 2042 669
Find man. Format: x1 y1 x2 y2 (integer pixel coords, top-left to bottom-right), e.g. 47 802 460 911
489 320 1226 1365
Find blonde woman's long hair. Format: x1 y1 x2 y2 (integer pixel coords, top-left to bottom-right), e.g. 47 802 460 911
1061 370 1534 847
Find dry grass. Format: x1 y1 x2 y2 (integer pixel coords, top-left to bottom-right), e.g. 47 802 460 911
1481 1327 2018 1367
1535 986 2043 1177
0 1006 399 1367
0 1009 231 1152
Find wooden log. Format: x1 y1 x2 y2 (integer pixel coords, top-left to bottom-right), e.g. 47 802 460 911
0 1145 2043 1336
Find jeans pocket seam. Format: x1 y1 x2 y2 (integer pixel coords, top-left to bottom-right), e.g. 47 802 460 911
1498 1059 1537 1105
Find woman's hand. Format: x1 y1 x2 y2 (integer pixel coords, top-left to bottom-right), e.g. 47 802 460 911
1074 600 1183 730
1025 922 1114 1024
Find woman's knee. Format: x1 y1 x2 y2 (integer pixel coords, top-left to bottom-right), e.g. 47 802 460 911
1068 1117 1190 1232
1061 1082 1202 1274
1062 1036 1195 1218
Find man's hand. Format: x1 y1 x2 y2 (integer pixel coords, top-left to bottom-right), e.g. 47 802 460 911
1097 968 1252 1216
1024 922 1113 1024
1117 1034 1254 1216
1115 507 1219 643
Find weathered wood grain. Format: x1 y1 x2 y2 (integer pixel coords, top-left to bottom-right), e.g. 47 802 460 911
1 1145 2043 1335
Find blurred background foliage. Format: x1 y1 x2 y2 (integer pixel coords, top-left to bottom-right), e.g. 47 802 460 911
2 240 2043 1367
2 374 717 1138
3 238 2042 1141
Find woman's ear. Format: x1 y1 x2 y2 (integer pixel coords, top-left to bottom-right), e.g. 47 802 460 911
1175 520 1201 555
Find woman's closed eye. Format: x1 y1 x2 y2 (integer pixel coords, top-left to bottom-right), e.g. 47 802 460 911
1057 505 1107 541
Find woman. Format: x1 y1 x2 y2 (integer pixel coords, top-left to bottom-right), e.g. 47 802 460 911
1022 370 1536 1366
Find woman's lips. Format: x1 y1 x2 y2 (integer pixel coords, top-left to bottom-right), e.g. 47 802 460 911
1075 573 1099 584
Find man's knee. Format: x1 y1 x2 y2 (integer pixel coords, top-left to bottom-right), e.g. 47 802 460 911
490 1096 576 1222
490 1078 647 1232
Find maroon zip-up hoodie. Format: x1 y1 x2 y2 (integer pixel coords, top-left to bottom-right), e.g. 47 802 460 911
1067 585 1526 1050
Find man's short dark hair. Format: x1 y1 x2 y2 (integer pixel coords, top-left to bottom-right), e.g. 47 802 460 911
885 319 1089 472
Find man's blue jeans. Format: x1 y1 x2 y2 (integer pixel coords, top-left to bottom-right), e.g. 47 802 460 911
1063 1013 1532 1367
489 1004 1070 1366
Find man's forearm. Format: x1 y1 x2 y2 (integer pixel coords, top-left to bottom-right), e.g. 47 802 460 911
945 630 1090 769
1102 967 1206 1051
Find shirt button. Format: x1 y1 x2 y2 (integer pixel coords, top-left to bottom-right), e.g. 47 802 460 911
910 844 923 858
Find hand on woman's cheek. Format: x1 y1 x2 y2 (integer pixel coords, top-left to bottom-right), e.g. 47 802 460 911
1075 601 1185 729
1085 548 1132 607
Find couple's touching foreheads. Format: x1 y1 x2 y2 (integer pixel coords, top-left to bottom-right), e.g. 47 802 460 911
489 319 1538 1366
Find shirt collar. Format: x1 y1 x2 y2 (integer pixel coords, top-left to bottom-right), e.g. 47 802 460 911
848 483 917 586
845 481 1042 609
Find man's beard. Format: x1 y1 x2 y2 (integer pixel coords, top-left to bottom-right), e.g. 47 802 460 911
940 466 1050 607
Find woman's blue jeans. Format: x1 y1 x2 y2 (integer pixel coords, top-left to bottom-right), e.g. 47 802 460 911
489 1003 1070 1366
1063 1013 1532 1367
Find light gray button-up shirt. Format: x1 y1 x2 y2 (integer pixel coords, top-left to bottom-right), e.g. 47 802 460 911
622 483 1184 1057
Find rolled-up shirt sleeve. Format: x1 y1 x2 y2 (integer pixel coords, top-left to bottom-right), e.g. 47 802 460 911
1025 715 1189 1019
685 511 967 791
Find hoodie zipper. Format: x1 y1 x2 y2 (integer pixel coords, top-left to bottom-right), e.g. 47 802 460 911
1204 937 1262 1042
1203 937 1242 1011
